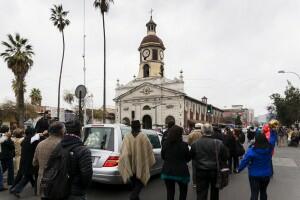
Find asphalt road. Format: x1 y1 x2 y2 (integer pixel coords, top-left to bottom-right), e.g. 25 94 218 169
1 146 300 200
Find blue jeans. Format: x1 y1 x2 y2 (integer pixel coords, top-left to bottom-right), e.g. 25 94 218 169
1 158 14 185
0 160 4 190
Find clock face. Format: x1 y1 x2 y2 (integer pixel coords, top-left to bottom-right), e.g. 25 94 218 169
142 49 150 59
160 50 164 59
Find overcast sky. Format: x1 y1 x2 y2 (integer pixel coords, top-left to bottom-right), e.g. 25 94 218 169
1 0 300 116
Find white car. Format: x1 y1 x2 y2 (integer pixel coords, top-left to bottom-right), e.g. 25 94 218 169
82 124 163 184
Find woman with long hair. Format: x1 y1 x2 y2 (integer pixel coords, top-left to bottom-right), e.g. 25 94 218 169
161 125 191 200
238 130 276 200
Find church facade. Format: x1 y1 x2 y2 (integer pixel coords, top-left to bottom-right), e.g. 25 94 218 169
114 17 223 129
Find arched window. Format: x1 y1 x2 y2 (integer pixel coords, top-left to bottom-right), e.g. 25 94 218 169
143 64 150 78
143 105 151 110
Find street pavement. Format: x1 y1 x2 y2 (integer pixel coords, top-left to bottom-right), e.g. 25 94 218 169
1 146 300 200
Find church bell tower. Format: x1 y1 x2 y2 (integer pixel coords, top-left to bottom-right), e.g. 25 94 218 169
137 16 165 79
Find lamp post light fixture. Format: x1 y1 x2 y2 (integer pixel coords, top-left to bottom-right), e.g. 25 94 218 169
278 70 300 80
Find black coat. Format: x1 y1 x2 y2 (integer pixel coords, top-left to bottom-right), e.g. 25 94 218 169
0 138 15 160
223 134 237 156
19 135 38 175
190 136 228 170
35 117 50 133
161 141 191 178
61 135 93 196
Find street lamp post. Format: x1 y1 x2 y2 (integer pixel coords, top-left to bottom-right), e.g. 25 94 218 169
151 103 166 128
278 70 300 80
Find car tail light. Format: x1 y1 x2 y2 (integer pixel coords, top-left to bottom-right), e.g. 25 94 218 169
103 156 119 167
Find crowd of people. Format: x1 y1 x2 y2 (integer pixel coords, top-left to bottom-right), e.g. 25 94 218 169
0 111 295 200
117 119 280 200
0 111 93 200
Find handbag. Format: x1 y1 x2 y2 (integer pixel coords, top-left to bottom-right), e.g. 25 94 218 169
236 142 245 157
214 139 230 189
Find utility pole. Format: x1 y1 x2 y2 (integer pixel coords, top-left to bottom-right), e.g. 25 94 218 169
83 0 87 125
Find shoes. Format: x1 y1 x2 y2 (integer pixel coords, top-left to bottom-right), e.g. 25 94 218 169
12 191 20 198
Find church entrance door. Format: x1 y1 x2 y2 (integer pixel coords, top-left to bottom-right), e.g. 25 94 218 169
142 115 152 129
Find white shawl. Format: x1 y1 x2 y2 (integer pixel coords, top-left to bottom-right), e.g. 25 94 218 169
118 132 156 185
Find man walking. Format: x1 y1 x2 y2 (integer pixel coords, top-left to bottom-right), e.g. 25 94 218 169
0 129 8 191
33 121 65 195
118 120 156 200
187 123 203 188
0 125 15 186
190 123 228 200
62 120 93 200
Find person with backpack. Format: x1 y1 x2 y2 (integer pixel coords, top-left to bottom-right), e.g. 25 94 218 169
41 120 93 200
10 127 38 198
118 120 156 200
33 121 65 196
161 125 191 200
238 129 277 200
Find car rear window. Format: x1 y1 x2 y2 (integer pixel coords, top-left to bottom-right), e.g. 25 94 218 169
83 127 114 151
120 127 161 149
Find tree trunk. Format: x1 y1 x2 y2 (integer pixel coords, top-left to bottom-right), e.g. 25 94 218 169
57 31 65 120
102 12 106 124
17 76 25 128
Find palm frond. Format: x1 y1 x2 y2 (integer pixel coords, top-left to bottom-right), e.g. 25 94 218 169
8 34 17 47
94 0 114 13
50 4 70 32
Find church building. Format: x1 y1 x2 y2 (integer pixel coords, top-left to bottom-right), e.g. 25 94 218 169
114 16 223 130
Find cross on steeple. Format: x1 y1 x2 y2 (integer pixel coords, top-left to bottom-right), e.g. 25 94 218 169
150 8 154 18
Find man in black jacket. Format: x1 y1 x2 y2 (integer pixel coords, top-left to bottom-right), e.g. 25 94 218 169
190 123 228 200
63 120 93 200
0 125 15 186
35 110 51 134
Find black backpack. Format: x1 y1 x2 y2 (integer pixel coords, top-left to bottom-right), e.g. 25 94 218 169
40 143 78 200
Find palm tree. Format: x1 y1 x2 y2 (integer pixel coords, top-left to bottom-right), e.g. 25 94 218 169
50 4 70 120
94 0 114 123
63 90 74 106
30 88 42 106
1 33 34 127
12 79 26 96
